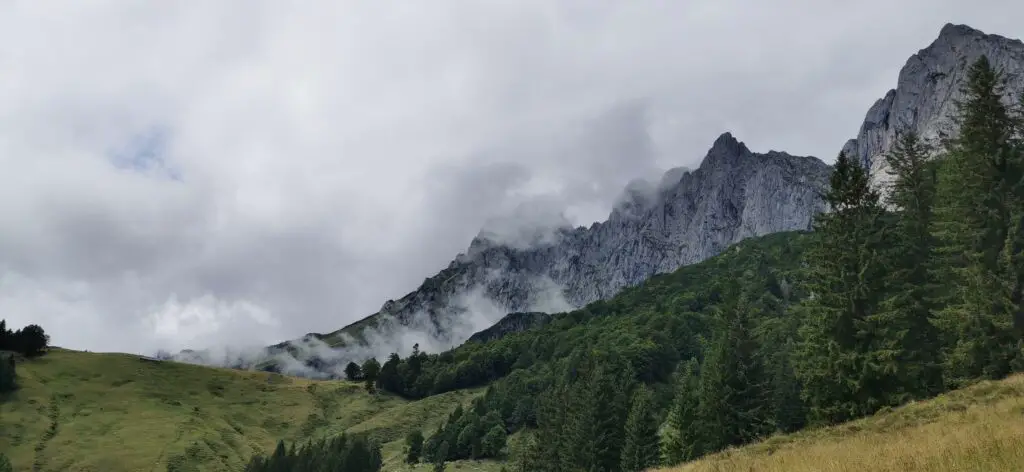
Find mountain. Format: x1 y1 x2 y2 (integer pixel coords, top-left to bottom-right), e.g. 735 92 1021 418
261 133 831 369
842 23 1024 191
231 22 1024 378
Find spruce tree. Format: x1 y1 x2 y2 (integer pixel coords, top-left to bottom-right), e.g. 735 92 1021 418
620 384 661 472
0 453 12 472
932 55 1023 384
662 358 701 464
795 150 891 424
876 130 945 399
695 287 772 453
769 340 807 433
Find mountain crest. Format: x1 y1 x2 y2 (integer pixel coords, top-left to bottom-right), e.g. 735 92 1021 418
701 132 751 170
842 23 1024 191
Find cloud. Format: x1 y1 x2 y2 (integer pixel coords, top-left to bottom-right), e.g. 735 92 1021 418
0 1 1021 354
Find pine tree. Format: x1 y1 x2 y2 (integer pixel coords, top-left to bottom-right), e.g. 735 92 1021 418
794 150 892 424
662 358 701 464
620 385 661 472
932 55 1023 385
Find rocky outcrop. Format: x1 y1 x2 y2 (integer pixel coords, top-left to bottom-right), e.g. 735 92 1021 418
465 312 551 345
842 23 1024 192
311 132 830 353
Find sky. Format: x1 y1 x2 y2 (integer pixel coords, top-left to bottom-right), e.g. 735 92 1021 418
0 1 1021 355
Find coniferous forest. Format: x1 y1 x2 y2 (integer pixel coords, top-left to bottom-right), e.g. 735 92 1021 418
236 55 1024 471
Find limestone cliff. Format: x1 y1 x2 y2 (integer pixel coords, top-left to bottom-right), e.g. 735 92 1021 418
842 23 1024 192
313 132 830 354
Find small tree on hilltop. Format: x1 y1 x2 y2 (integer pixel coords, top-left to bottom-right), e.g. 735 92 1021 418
345 361 363 381
17 324 49 358
362 358 381 394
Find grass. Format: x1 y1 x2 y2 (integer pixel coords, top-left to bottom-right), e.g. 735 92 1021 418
0 348 492 472
658 374 1024 472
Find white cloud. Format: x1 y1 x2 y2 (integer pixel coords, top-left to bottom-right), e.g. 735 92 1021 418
0 1 1021 354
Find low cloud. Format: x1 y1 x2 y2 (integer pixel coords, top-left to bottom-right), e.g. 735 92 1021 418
0 1 1021 356
171 269 574 378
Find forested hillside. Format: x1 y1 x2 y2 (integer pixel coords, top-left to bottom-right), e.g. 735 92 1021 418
323 55 1024 472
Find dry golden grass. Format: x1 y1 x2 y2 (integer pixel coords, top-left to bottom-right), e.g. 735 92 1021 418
658 375 1024 472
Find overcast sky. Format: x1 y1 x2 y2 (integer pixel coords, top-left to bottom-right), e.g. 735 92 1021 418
0 1 1021 355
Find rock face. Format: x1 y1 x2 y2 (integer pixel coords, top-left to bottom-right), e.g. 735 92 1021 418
465 312 551 345
842 23 1024 193
314 132 830 353
263 23 1024 375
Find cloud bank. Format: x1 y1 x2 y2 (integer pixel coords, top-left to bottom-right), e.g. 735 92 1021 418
0 1 1021 355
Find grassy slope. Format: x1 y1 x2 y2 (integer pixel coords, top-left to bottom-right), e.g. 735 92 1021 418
658 374 1024 472
0 349 496 472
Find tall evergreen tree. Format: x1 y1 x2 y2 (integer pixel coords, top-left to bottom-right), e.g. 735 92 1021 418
695 285 772 453
875 130 945 398
768 339 807 433
662 358 701 464
932 55 1023 385
620 385 661 472
794 150 892 424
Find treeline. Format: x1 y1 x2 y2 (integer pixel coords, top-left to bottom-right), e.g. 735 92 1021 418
0 320 49 394
242 434 382 472
0 320 49 357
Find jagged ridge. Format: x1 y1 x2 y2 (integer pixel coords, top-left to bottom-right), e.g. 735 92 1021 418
842 23 1024 189
311 133 830 352
258 22 1024 378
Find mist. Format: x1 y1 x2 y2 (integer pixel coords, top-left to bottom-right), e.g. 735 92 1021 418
167 268 574 379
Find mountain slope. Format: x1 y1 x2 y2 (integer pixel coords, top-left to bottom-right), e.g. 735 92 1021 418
842 23 1024 190
221 23 1023 383
0 349 486 472
1 228 812 472
659 374 1024 472
261 133 830 374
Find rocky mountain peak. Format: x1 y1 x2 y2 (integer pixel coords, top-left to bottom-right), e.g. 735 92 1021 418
843 24 1024 195
937 23 984 41
705 132 749 162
